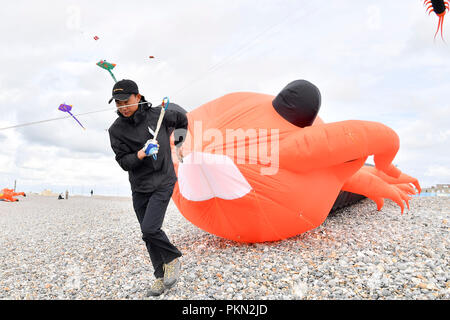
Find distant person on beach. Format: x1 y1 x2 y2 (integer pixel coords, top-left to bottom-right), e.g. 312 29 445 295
107 79 188 296
58 193 64 200
65 190 68 200
90 190 93 196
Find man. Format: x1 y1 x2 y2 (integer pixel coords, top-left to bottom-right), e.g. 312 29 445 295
108 79 188 296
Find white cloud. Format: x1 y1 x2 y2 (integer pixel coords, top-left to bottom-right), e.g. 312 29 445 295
423 165 450 187
425 165 450 178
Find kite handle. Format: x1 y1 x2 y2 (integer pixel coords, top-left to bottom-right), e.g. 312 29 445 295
162 97 169 110
147 97 170 161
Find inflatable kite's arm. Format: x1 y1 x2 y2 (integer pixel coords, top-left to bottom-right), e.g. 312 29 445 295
279 120 401 178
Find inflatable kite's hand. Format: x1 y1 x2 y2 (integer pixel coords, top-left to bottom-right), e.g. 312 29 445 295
143 139 159 157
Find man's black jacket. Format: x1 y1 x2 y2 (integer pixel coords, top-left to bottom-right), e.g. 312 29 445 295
108 97 188 193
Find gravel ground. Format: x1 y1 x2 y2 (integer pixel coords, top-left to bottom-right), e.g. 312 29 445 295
0 194 448 300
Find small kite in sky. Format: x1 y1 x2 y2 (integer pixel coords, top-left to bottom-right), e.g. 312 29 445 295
96 59 117 82
424 0 450 40
149 56 155 59
93 35 99 40
58 103 86 130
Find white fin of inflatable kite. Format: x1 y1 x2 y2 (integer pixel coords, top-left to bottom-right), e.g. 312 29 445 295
178 152 252 201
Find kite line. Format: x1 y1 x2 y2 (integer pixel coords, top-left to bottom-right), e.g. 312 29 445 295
0 101 149 131
0 5 315 132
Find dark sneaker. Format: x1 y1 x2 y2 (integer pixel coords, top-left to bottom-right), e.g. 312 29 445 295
163 258 181 288
146 278 165 297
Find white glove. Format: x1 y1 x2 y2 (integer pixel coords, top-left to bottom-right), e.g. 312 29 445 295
143 139 159 157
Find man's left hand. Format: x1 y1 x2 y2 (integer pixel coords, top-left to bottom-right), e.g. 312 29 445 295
176 146 184 163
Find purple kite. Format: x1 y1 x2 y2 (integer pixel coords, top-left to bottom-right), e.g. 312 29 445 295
58 103 85 130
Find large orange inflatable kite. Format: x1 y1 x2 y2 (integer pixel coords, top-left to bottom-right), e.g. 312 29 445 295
170 80 421 243
0 188 26 202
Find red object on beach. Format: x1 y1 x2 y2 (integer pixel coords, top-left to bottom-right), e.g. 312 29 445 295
0 188 26 202
171 80 421 243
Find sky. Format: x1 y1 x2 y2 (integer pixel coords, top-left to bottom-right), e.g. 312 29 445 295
0 0 449 196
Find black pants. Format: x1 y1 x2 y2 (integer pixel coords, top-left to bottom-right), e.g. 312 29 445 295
132 184 182 278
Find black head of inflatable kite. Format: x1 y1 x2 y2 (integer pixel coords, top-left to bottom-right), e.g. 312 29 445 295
272 79 321 128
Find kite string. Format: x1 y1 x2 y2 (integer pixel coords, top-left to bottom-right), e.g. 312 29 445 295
170 5 315 98
0 101 149 131
1 5 315 132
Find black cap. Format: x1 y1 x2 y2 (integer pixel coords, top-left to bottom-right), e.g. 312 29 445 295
108 79 139 104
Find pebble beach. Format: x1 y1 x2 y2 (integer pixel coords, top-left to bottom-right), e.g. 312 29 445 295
0 194 448 300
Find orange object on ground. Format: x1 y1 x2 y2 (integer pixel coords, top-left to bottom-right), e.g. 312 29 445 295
170 80 421 243
0 188 26 202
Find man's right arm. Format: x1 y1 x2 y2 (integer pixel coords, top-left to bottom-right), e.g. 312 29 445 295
109 130 144 171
